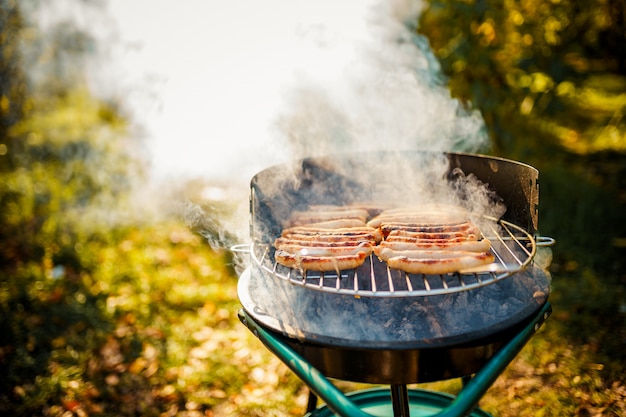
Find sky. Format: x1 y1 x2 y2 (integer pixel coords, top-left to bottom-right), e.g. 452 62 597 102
102 0 488 191
105 0 380 182
87 0 490 242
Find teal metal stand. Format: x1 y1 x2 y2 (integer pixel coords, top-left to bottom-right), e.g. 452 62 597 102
239 302 551 417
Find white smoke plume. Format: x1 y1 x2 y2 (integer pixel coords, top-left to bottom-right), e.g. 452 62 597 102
197 0 493 249
274 0 488 160
25 0 494 250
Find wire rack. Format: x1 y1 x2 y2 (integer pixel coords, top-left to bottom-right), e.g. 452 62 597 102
247 217 549 297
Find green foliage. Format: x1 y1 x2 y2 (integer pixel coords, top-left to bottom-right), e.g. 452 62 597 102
0 0 27 168
0 88 141 268
0 0 141 271
0 218 309 416
419 0 626 157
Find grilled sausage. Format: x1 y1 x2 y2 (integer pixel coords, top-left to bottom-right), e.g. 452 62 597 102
286 209 369 226
275 250 370 272
384 252 495 275
376 238 491 253
281 226 382 242
289 219 368 229
385 229 480 241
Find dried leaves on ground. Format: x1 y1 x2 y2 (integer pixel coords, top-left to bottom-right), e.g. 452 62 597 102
1 219 625 416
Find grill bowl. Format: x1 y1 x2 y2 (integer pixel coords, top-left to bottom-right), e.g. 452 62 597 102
238 151 551 383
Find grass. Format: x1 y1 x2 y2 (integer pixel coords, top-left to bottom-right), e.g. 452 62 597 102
479 275 626 416
0 216 307 416
1 176 625 416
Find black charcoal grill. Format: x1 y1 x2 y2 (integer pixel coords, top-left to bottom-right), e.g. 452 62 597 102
235 151 553 416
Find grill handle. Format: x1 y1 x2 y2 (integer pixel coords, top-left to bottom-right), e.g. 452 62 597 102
239 302 551 417
536 236 556 247
534 236 555 270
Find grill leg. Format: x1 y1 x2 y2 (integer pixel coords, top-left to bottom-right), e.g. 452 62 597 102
305 390 318 413
390 384 411 417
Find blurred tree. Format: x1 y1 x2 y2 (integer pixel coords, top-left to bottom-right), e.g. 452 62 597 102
418 0 626 261
418 0 626 157
0 0 27 172
0 0 146 410
0 0 141 269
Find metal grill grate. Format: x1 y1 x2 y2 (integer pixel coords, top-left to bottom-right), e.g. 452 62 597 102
250 217 542 297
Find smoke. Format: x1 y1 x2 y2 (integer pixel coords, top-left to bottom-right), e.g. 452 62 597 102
25 0 495 253
215 0 494 257
274 0 487 160
255 0 497 236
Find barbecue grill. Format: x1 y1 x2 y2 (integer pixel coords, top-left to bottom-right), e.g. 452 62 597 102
234 151 553 416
